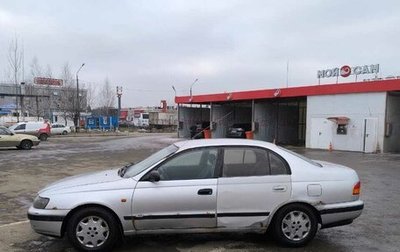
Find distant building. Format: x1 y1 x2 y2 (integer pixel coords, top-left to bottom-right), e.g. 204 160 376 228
121 100 177 128
0 81 87 124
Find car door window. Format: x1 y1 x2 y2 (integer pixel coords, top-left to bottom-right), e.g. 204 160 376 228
222 147 269 177
268 151 289 175
156 148 218 180
14 124 26 130
0 128 8 135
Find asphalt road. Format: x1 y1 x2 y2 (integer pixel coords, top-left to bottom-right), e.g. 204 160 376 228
0 134 399 252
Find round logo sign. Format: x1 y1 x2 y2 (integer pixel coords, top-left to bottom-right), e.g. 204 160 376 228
274 89 281 97
340 65 351 77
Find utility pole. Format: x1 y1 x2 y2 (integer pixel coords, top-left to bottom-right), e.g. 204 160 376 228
75 63 85 132
116 86 123 131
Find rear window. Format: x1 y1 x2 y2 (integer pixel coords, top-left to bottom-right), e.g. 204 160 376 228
278 146 322 167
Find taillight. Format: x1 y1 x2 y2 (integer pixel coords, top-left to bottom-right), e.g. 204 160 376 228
353 181 361 195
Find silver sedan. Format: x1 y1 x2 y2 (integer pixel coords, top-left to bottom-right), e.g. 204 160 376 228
28 139 363 251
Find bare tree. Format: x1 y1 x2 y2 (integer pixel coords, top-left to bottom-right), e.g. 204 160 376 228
45 64 53 78
82 82 96 112
7 35 23 121
59 62 76 126
8 35 23 85
99 78 116 116
29 56 42 81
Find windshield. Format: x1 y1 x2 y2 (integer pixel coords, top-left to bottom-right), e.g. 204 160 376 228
278 146 322 167
0 127 12 134
123 144 179 177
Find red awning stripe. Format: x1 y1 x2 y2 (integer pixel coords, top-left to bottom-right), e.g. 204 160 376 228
175 79 400 104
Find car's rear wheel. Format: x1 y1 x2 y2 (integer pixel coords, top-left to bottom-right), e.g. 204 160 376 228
67 207 119 251
39 134 48 141
272 204 318 247
19 140 33 150
62 130 68 135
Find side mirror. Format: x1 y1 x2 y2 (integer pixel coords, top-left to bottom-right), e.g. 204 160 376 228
148 170 161 182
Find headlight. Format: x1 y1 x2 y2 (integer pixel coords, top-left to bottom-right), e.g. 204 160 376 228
33 196 50 209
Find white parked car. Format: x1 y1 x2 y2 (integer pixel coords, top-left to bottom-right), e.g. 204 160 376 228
51 123 71 135
28 139 363 251
9 121 51 141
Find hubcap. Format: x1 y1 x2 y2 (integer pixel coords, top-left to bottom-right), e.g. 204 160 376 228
76 216 109 248
281 210 311 241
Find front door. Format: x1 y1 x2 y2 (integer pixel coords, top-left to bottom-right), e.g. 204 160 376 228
310 118 334 150
132 147 219 230
363 118 378 153
217 146 291 229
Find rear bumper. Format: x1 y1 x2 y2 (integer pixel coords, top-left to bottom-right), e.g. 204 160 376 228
317 200 364 229
27 206 69 237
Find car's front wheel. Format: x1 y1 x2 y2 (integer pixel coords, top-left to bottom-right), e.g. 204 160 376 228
66 207 120 251
272 204 318 247
19 140 33 150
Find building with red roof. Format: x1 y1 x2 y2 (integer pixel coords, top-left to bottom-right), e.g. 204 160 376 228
175 79 400 153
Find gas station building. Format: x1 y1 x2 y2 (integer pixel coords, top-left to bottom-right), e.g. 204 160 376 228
175 79 400 153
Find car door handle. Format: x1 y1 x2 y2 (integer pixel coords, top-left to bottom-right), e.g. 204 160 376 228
273 186 287 192
198 188 213 195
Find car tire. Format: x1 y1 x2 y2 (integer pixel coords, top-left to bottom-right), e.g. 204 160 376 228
19 140 33 150
66 207 120 251
62 131 68 135
272 204 318 247
39 134 48 141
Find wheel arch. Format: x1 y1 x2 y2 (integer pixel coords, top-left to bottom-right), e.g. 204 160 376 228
268 201 322 229
60 203 124 238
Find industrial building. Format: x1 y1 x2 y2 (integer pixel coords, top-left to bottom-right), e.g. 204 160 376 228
175 79 400 153
0 81 87 126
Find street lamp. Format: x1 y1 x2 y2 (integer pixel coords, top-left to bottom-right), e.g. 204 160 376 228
75 63 85 132
189 78 198 100
172 85 177 97
116 86 123 131
172 85 179 138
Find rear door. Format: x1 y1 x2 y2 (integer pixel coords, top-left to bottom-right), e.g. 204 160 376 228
217 146 291 229
132 147 219 230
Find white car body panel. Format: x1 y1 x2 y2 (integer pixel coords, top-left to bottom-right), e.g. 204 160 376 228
217 175 291 229
133 179 217 230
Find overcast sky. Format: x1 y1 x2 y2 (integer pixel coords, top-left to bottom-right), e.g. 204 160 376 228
0 0 399 107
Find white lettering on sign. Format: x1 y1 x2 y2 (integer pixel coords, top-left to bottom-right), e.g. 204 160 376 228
317 64 379 79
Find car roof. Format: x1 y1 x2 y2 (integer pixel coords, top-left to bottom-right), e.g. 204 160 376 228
174 138 277 151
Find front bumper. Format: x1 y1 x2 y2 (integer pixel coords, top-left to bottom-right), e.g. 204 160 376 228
27 206 70 237
32 140 40 146
317 200 364 229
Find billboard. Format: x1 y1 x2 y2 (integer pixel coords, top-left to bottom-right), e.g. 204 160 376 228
34 77 63 86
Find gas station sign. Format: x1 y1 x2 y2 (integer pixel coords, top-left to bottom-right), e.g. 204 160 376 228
318 64 379 79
